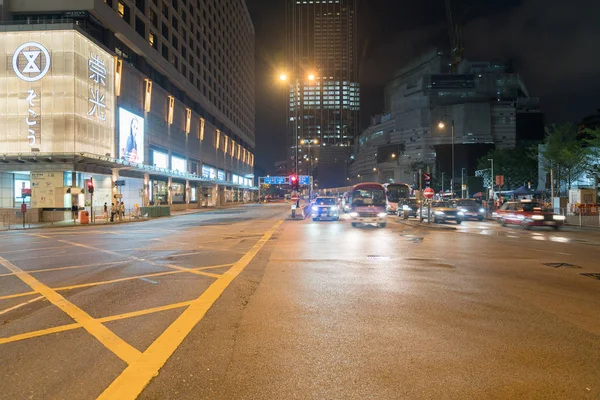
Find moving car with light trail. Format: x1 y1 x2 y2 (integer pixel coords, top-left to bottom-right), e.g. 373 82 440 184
493 201 565 229
421 201 463 224
451 199 485 221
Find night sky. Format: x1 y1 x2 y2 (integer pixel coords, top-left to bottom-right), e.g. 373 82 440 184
245 0 600 173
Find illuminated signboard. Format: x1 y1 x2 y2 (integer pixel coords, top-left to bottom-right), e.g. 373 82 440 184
0 30 115 155
119 108 145 163
202 165 211 179
218 170 225 181
152 150 168 169
263 176 287 185
171 155 186 172
299 175 311 185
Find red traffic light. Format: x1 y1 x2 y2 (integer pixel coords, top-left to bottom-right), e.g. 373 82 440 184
290 175 298 183
87 179 94 194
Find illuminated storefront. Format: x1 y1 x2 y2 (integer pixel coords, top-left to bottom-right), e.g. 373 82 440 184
0 26 256 215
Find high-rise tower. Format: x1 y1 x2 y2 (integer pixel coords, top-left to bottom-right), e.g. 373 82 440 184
286 0 359 188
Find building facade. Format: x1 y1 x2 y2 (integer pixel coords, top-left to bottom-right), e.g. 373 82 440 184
0 1 256 221
286 0 359 188
350 49 543 191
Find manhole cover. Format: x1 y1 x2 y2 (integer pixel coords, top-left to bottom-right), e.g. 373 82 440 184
543 262 580 269
367 255 391 260
580 273 600 280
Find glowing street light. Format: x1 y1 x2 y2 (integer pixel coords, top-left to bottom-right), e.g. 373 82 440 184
308 73 315 81
391 153 396 158
279 73 288 81
438 121 445 129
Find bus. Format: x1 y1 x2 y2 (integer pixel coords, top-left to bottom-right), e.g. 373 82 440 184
347 182 388 228
384 183 412 214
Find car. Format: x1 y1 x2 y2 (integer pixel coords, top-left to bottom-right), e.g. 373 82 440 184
397 198 422 219
493 201 565 229
310 196 340 221
451 199 485 221
420 201 463 224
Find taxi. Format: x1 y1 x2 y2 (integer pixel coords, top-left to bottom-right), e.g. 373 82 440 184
493 200 565 229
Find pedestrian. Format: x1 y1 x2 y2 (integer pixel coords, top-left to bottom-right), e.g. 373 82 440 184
103 202 108 220
110 202 115 222
120 201 125 221
71 202 78 221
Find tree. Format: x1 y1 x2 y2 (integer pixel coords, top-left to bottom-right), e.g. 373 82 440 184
584 127 600 197
476 146 538 191
539 123 591 196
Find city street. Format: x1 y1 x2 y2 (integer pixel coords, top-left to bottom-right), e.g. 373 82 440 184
1 204 599 399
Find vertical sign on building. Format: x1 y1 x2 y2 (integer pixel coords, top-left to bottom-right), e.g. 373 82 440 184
12 42 51 151
88 52 107 120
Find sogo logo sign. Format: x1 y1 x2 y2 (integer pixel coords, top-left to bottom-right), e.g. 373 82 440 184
12 42 51 82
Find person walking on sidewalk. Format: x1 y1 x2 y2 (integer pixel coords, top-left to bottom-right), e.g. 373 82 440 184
103 202 108 220
110 202 115 222
120 201 125 221
71 202 78 222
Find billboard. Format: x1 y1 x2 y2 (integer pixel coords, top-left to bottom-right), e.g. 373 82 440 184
119 108 145 163
0 30 115 154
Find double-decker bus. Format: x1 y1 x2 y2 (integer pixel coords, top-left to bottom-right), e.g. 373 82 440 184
384 183 412 214
347 182 388 228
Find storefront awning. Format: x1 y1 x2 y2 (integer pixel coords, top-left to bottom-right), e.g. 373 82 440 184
0 152 257 190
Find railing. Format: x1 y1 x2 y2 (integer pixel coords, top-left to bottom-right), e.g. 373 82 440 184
554 207 600 228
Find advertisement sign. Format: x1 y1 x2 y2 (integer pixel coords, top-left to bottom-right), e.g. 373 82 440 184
171 156 186 172
119 108 144 163
30 172 63 208
218 170 225 181
202 165 211 179
0 30 115 155
152 150 168 169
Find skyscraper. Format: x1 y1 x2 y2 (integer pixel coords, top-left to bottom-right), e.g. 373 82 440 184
286 0 359 188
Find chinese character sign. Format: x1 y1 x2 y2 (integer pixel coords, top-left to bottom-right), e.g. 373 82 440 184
0 30 115 155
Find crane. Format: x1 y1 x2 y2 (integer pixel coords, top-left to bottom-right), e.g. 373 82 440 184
445 0 464 74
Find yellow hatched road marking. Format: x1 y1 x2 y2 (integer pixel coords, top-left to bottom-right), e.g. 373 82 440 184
0 295 44 316
164 264 221 278
0 260 129 278
0 300 194 345
0 264 232 301
97 220 282 400
0 256 141 364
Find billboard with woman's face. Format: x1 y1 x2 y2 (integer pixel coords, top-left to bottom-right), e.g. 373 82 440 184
119 108 144 163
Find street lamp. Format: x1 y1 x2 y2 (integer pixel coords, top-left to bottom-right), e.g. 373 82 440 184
300 138 319 199
437 118 455 198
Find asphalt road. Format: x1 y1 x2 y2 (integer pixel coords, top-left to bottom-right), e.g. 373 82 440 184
1 206 599 399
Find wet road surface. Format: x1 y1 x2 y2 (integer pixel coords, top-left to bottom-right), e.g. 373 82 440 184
1 207 599 399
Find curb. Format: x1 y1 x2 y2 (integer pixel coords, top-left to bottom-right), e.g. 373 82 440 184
0 204 261 232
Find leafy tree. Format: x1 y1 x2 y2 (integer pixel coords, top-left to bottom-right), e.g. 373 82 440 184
584 127 600 194
476 146 538 191
539 123 591 195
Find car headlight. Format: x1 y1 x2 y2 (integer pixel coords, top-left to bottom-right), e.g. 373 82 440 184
434 211 445 215
459 208 468 213
531 215 544 220
349 212 358 217
312 206 318 212
403 205 410 210
479 208 485 213
517 215 525 220
553 215 566 221
377 212 387 218
332 205 339 211
457 212 465 216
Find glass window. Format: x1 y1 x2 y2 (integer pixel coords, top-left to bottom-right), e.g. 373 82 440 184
14 179 31 204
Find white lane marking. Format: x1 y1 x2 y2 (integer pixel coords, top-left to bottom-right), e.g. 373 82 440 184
530 248 572 256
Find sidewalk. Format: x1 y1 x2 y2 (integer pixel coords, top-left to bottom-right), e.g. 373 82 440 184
0 203 258 231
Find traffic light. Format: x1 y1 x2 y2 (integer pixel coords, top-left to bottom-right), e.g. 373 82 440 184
422 172 431 188
289 174 299 191
87 178 94 194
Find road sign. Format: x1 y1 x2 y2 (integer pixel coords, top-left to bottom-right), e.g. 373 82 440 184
263 176 287 185
291 190 299 201
423 187 435 199
114 180 126 187
299 175 310 185
21 188 32 197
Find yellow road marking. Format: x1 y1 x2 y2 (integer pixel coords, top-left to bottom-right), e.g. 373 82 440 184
0 256 141 364
164 264 221 278
0 245 72 254
97 220 282 400
0 295 44 316
0 260 129 278
0 264 233 301
0 300 194 345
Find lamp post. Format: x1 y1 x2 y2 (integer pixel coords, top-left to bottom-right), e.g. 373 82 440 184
373 167 381 183
279 71 316 177
488 158 494 211
461 168 467 198
300 138 318 199
438 119 455 198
